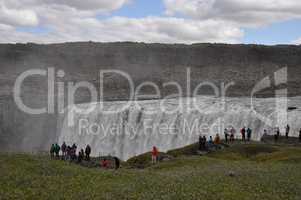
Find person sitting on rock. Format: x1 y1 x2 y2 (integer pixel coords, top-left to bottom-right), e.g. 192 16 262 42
208 136 214 148
101 159 109 169
263 129 268 136
214 134 221 145
78 149 84 163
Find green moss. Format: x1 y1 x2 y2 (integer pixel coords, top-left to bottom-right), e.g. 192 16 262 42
1 143 301 200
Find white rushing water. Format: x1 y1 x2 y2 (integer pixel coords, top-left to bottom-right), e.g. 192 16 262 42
57 96 301 160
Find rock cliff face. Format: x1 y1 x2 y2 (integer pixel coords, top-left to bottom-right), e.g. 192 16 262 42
0 42 301 152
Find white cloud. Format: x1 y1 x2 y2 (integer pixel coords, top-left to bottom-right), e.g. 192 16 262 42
2 0 130 11
0 0 244 44
293 38 301 44
44 0 130 11
0 0 300 44
163 0 301 27
0 3 38 26
0 16 243 44
0 0 130 27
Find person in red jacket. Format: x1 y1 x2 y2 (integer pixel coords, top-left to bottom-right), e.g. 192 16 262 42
101 158 109 169
152 146 159 164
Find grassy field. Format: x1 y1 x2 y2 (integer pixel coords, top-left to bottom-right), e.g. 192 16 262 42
1 143 301 200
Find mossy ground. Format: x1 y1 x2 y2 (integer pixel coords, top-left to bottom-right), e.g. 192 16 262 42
1 142 301 200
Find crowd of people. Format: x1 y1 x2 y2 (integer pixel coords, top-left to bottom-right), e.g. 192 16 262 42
266 125 301 143
49 142 120 169
50 142 91 162
199 124 301 151
50 125 301 168
198 126 253 151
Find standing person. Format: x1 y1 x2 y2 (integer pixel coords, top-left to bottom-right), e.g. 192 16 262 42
54 143 60 158
299 128 301 142
247 128 252 141
50 144 55 159
209 136 213 144
230 127 236 143
202 136 207 150
66 146 71 160
72 143 77 151
277 127 280 136
198 135 203 151
285 124 290 139
61 142 67 160
275 127 280 142
208 136 214 148
152 146 159 164
85 144 91 161
198 136 206 151
70 144 77 161
224 128 229 143
113 157 120 170
241 127 246 142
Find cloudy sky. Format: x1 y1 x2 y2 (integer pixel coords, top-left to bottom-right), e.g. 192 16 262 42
0 0 301 44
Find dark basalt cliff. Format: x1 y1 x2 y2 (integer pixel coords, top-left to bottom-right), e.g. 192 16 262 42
0 42 301 152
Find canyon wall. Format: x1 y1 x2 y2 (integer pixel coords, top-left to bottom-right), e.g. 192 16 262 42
0 42 301 152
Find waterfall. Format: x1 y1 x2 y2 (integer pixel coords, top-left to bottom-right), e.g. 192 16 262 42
57 96 301 160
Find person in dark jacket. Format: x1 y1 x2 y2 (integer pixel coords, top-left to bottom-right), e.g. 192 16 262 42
50 144 55 159
199 135 206 151
85 145 91 161
114 157 120 170
230 127 236 143
299 128 301 142
247 128 252 141
202 136 207 150
71 143 77 161
54 143 60 158
285 124 290 139
61 142 67 160
241 127 246 142
198 135 203 150
224 128 229 143
66 146 71 160
275 127 280 142
78 149 84 163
